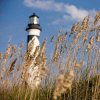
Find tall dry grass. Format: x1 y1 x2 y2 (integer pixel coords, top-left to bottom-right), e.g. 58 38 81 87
0 12 100 100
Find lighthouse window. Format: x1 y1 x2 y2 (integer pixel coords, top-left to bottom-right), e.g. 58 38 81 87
30 17 34 24
34 17 39 24
30 17 39 24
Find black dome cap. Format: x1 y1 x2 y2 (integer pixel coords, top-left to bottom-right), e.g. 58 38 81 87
29 13 39 18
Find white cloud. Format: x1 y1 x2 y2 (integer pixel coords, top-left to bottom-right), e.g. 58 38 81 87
24 0 65 12
65 5 89 20
51 15 70 25
24 0 96 21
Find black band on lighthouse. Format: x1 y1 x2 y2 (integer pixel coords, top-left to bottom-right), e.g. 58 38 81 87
26 24 42 31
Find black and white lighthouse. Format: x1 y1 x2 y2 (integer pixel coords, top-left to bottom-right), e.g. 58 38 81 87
26 13 43 89
26 13 42 55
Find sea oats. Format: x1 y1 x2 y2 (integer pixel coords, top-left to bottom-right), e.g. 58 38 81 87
10 45 16 58
60 46 64 54
60 87 66 93
25 38 47 91
0 12 100 100
96 31 100 42
77 28 82 37
53 70 74 100
57 35 62 42
71 24 75 34
0 52 2 60
71 22 80 34
94 12 100 25
74 61 83 68
0 45 11 79
40 39 46 55
27 38 35 55
82 33 88 44
33 46 40 57
64 41 67 49
69 70 74 77
96 35 100 42
72 34 79 45
82 16 89 32
53 95 57 100
57 34 66 43
87 43 91 51
76 22 81 31
89 36 94 45
3 45 11 59
71 23 76 34
71 27 83 45
5 58 17 77
63 82 72 89
12 45 16 53
53 51 59 62
57 73 64 82
9 58 17 72
53 42 60 62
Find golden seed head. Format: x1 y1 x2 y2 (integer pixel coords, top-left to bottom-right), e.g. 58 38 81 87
3 45 11 59
57 74 64 81
82 34 88 42
0 52 2 59
69 70 74 77
87 43 91 50
60 87 66 93
94 12 100 25
89 36 94 45
63 82 71 89
96 35 100 42
12 45 16 53
27 37 35 54
74 61 83 68
53 95 57 100
40 39 46 54
33 46 40 57
81 16 89 32
71 22 81 34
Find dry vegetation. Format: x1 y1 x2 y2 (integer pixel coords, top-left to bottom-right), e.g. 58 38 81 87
0 12 100 100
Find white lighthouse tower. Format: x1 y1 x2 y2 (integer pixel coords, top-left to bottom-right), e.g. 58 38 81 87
26 13 42 90
26 13 41 53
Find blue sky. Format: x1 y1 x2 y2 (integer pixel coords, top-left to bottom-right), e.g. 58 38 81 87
0 0 100 52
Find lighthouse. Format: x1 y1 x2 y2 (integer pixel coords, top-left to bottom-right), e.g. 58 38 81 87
26 13 42 55
26 13 42 90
